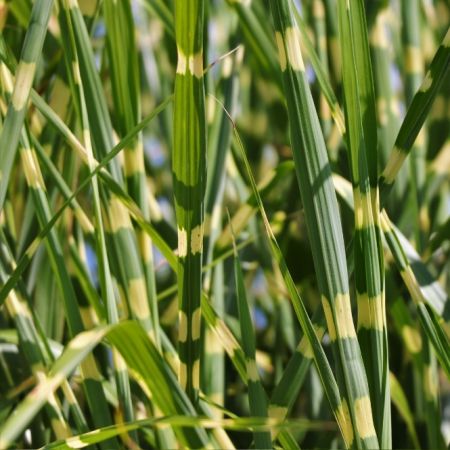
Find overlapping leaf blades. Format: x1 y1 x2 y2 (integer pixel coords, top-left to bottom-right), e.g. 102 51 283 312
0 1 449 449
337 0 390 446
269 0 378 447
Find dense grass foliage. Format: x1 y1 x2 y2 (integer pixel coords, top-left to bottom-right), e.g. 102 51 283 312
0 0 449 449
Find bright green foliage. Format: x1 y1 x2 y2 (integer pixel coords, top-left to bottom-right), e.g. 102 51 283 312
0 1 449 449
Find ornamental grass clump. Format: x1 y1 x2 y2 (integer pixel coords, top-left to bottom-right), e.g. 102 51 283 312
0 0 449 449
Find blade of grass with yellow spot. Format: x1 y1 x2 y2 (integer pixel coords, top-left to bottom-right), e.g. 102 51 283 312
0 326 116 450
61 0 155 340
227 0 346 140
0 324 211 449
0 259 74 441
380 211 450 378
269 0 378 447
103 3 176 445
104 0 161 341
0 49 118 449
0 91 250 433
0 0 53 211
41 413 332 450
334 171 450 335
231 118 361 449
335 171 450 381
292 4 346 139
337 0 390 446
0 53 93 236
57 2 137 446
173 0 206 405
0 243 90 436
380 28 450 198
0 97 172 309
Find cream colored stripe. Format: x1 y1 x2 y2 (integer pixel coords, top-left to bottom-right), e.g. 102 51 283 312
21 148 46 190
275 32 287 71
129 278 150 320
192 359 200 390
285 27 305 71
191 307 202 340
322 297 337 341
179 310 188 343
297 325 325 358
176 48 203 78
382 146 406 184
124 142 145 176
335 293 357 339
108 195 132 232
402 325 422 353
357 293 385 330
354 396 376 439
12 61 35 110
191 223 204 255
405 46 423 74
177 227 188 258
189 53 203 78
335 399 354 447
246 359 259 382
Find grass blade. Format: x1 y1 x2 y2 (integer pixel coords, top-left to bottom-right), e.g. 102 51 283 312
337 0 390 446
389 372 421 449
173 0 206 405
231 224 272 449
231 123 352 449
269 1 378 447
380 28 450 198
0 0 53 210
